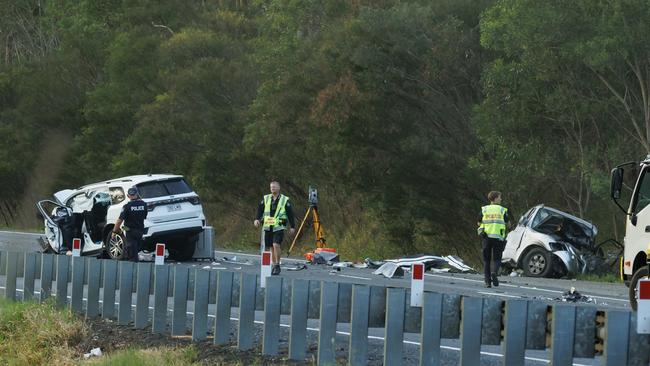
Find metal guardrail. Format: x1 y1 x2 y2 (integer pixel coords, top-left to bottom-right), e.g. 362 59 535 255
1 250 649 365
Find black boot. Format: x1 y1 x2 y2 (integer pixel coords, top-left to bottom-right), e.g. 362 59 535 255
484 279 492 288
271 264 280 275
491 273 499 287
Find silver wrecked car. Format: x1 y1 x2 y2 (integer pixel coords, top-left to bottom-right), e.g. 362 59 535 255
502 205 599 278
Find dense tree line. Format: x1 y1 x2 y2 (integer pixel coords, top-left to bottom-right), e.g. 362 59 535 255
0 0 645 262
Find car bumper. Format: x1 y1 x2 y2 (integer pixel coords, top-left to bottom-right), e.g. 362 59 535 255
553 249 583 276
143 218 205 240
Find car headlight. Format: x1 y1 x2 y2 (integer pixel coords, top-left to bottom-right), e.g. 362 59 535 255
189 196 201 205
549 242 566 251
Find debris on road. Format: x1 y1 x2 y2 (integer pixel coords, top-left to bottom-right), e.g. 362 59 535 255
285 263 307 271
509 270 523 277
311 250 339 264
370 254 477 278
558 287 595 303
364 258 385 269
373 262 404 278
221 256 254 265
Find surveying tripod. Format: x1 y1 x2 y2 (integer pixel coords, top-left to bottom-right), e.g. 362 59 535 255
288 186 326 255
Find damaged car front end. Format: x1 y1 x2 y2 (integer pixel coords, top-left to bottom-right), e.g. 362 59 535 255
502 205 610 278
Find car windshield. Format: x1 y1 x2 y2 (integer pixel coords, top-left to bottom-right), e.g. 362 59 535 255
136 178 193 199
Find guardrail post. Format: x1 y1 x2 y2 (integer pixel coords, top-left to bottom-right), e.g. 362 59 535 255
102 259 117 319
70 256 84 313
525 302 547 349
550 305 575 365
172 265 189 336
442 294 461 338
420 292 443 366
262 276 283 355
502 300 527 366
5 252 18 300
135 262 152 329
384 287 406 366
481 298 502 345
460 296 483 366
152 265 169 333
602 310 629 366
318 281 339 365
118 261 134 325
55 255 70 307
574 307 596 358
238 273 257 350
192 268 210 341
288 278 309 360
23 253 37 301
86 257 100 318
214 271 233 345
628 313 650 365
39 253 53 302
349 284 371 366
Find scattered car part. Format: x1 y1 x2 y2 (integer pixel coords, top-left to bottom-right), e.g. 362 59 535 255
373 262 404 278
312 251 339 264
558 287 594 304
285 264 308 271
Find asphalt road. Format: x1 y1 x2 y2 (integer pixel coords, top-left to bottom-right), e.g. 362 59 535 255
0 229 631 310
0 230 630 365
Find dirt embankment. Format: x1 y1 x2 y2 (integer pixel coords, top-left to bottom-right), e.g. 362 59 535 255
79 317 314 365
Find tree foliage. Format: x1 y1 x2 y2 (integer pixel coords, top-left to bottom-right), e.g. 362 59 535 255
1 0 647 259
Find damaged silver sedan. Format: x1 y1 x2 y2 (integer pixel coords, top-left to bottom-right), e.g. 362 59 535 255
502 205 619 278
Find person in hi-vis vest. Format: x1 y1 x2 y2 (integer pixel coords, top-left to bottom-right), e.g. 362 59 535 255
477 191 511 288
254 181 296 275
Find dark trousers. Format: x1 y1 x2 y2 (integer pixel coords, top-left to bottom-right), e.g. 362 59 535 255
482 237 505 281
125 230 143 262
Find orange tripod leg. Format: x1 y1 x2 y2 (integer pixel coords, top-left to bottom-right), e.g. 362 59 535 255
288 206 311 256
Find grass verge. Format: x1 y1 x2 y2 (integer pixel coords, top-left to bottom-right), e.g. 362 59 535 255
575 272 621 283
0 299 85 365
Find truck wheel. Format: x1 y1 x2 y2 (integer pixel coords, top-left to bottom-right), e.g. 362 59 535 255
629 266 649 311
105 231 125 260
522 248 553 277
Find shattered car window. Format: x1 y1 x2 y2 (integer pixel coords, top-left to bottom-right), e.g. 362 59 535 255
519 208 535 225
68 192 93 212
530 208 550 228
109 187 125 205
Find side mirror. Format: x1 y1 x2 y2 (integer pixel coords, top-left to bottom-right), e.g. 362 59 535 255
611 167 624 199
632 213 638 226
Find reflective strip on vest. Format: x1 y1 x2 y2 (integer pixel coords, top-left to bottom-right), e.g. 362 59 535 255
263 194 288 232
480 204 507 241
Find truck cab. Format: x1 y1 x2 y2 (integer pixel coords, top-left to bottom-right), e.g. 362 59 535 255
611 158 650 281
611 157 650 309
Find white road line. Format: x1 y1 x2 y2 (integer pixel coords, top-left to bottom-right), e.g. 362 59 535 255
477 291 522 299
0 230 42 237
425 273 483 283
336 274 372 280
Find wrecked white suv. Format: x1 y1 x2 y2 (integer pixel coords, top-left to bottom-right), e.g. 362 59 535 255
37 174 206 261
501 205 599 278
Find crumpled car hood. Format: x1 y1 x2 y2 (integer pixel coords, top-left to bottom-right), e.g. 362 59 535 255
530 206 597 249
